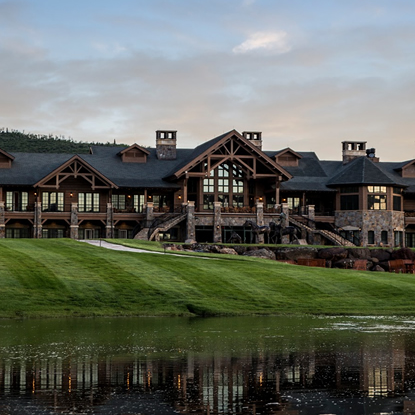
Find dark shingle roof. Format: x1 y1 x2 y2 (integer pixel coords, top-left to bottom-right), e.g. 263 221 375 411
326 156 405 187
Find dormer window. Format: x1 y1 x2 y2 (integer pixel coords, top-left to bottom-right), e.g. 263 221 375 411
118 144 150 163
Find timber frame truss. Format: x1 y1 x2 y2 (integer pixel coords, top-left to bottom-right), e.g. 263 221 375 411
170 130 292 181
34 155 118 190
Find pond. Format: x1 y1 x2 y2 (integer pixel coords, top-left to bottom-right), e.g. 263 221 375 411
1 316 415 414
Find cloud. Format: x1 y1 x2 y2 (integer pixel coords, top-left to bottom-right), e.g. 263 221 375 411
232 31 291 54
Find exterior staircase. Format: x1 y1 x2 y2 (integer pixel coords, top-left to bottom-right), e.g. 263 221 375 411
315 229 356 247
147 213 187 241
289 217 356 247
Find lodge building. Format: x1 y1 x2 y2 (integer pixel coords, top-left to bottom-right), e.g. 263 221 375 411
1 129 415 247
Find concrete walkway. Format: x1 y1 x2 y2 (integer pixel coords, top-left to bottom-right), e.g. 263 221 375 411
79 240 214 259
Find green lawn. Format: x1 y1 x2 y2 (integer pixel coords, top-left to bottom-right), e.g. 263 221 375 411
0 238 415 318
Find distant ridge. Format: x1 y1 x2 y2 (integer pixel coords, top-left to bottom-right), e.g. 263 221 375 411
0 128 127 154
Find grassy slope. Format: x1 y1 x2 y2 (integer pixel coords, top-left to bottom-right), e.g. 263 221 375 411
1 239 415 318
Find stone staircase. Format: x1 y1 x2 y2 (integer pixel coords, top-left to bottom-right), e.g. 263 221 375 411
289 217 355 247
147 213 187 241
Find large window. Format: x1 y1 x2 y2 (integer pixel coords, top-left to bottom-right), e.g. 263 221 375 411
367 186 387 210
340 195 359 210
78 193 100 212
112 194 126 210
42 192 64 212
134 195 145 213
393 195 402 211
202 163 245 210
368 195 387 210
6 191 28 211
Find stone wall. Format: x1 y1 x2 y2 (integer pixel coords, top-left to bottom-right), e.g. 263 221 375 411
164 243 413 272
335 210 405 246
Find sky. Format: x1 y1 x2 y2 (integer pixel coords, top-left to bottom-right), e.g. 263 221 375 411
1 0 415 161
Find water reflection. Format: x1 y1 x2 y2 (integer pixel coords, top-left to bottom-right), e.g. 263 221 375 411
1 316 415 414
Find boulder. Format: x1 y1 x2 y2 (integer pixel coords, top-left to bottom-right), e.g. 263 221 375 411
318 247 348 261
372 265 385 272
232 245 247 255
333 258 355 269
275 247 318 261
219 247 238 255
348 248 371 259
370 249 391 262
243 248 276 260
370 257 379 264
391 247 415 260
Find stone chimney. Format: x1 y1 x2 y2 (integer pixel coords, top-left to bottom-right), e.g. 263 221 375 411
342 141 367 164
156 130 177 160
243 131 262 150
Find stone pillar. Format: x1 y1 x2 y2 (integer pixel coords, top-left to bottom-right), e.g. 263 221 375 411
281 203 290 244
213 201 222 243
33 201 42 239
185 201 196 243
106 202 114 238
307 205 316 229
70 202 79 239
256 201 264 244
0 202 5 238
145 202 154 228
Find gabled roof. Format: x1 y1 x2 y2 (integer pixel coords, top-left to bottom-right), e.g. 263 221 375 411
0 148 15 161
326 156 403 187
34 155 118 189
117 143 150 156
274 147 303 160
166 129 292 180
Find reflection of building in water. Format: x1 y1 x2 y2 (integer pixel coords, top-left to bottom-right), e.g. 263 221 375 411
0 341 412 414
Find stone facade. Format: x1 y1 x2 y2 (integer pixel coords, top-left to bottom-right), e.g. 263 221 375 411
335 210 405 246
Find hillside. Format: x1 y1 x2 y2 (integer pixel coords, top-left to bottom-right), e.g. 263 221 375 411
1 239 415 318
0 128 127 153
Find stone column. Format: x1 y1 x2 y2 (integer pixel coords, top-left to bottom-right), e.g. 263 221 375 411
70 202 79 239
213 201 222 243
33 201 42 238
281 203 290 244
106 202 114 238
256 202 264 244
145 202 154 228
307 205 316 229
185 201 196 243
0 202 5 238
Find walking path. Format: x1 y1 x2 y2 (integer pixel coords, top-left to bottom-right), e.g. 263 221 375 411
79 240 214 259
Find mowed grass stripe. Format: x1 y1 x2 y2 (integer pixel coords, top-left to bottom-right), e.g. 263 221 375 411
1 239 415 317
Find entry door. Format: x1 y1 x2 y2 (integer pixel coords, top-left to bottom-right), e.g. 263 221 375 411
85 229 94 240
